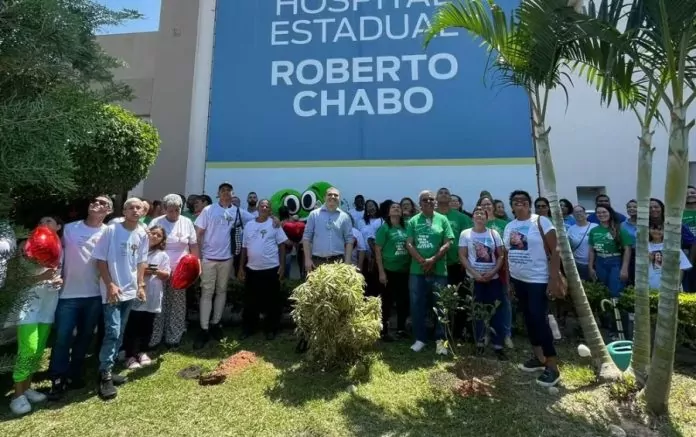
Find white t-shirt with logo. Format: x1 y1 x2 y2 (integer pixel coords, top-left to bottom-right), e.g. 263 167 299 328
567 223 598 265
60 220 107 299
503 214 555 284
92 223 149 303
132 250 170 313
351 227 368 266
242 219 289 270
195 203 255 261
148 215 197 269
459 228 503 279
648 242 692 290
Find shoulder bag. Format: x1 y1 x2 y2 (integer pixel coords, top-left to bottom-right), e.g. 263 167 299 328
230 208 244 257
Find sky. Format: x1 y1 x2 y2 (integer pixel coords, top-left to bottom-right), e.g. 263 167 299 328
97 0 161 35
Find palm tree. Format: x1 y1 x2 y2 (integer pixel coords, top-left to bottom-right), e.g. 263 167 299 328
577 0 696 414
574 0 666 387
424 0 621 381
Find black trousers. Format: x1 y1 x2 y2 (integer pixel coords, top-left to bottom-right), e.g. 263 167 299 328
122 310 155 358
242 266 282 334
447 264 469 340
384 270 410 332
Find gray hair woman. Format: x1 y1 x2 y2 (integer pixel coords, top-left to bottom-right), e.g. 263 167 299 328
147 193 200 348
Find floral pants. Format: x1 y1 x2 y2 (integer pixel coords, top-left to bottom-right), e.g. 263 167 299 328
150 283 187 347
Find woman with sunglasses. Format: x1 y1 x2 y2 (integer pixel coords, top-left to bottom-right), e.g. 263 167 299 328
503 190 562 387
567 205 597 281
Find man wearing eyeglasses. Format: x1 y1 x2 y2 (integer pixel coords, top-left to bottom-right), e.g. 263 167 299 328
48 195 114 400
405 190 455 356
302 187 353 272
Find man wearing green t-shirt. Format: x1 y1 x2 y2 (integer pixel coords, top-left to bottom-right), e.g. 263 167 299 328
406 190 454 356
435 188 473 287
435 188 473 340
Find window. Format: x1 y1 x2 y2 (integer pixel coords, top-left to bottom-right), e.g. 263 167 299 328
576 186 606 211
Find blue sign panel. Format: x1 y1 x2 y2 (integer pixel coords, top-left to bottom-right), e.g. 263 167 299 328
207 0 532 163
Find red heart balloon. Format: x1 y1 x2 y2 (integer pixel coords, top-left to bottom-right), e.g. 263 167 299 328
25 225 62 268
171 253 200 290
282 221 305 243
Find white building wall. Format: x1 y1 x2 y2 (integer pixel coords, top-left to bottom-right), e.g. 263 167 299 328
544 79 696 212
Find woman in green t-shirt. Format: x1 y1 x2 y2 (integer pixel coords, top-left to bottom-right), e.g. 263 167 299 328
588 205 633 299
375 200 411 341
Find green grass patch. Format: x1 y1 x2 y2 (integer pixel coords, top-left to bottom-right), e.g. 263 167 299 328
0 330 694 436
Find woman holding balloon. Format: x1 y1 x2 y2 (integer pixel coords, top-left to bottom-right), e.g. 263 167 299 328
6 218 63 416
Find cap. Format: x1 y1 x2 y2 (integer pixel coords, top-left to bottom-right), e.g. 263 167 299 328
218 182 233 191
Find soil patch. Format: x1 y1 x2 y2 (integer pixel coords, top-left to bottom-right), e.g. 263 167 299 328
448 357 503 398
199 351 258 386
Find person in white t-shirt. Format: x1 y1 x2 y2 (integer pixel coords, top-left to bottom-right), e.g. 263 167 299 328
93 197 149 401
193 182 257 349
148 194 199 348
567 205 598 281
459 206 507 361
237 199 289 340
48 195 113 400
648 223 692 289
122 225 171 370
502 190 561 388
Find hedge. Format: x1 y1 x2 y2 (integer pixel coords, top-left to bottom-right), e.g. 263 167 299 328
581 281 696 327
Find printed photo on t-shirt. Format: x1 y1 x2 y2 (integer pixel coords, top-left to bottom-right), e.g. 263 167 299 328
474 241 493 263
509 229 528 251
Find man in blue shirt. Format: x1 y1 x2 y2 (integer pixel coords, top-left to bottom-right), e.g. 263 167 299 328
587 194 627 224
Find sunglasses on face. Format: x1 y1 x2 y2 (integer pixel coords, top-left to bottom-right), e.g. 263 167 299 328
420 198 435 203
92 199 109 207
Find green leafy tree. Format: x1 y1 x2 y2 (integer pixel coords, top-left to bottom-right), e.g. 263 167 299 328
0 0 142 319
0 0 140 204
71 105 160 197
425 0 623 381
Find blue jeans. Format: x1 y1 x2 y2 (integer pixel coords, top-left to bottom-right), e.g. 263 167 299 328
576 263 591 282
594 255 625 298
409 274 447 343
473 278 506 348
511 278 557 358
98 300 134 373
48 296 102 381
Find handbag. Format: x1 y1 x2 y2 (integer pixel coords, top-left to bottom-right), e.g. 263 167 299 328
229 208 244 257
537 216 567 299
491 229 509 285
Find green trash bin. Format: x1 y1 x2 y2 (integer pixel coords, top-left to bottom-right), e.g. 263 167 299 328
607 340 633 371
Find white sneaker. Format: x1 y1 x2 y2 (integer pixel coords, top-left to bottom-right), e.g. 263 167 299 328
138 353 152 367
117 350 126 362
410 341 426 352
505 337 514 349
436 340 449 356
9 395 31 416
126 357 141 370
24 389 47 403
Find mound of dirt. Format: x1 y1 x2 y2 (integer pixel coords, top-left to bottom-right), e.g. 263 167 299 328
448 357 502 398
199 351 258 386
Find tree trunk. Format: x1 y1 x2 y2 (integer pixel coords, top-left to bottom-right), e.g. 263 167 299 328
645 105 693 415
533 112 621 381
629 127 654 387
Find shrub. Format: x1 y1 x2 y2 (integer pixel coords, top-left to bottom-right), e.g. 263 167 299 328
580 281 696 346
290 263 382 367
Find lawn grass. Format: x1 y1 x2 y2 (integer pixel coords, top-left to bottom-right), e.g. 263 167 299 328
0 329 694 437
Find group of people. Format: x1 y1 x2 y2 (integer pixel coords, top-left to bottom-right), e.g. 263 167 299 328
4 180 695 416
